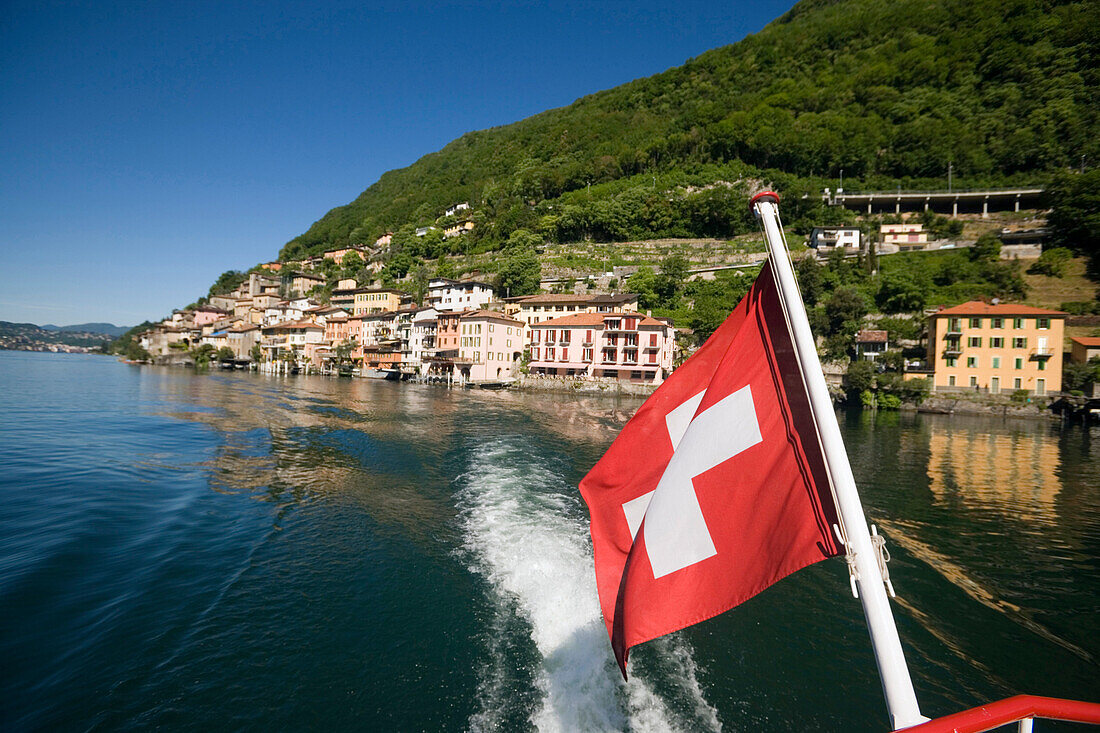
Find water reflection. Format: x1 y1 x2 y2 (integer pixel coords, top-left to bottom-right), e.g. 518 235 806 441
927 424 1063 521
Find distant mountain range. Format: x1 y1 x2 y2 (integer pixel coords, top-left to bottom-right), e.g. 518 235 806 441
0 321 130 350
39 323 131 337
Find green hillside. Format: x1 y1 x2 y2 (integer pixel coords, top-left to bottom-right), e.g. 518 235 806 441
279 0 1097 260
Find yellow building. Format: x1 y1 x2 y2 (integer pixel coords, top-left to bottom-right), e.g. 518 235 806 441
927 302 1066 395
352 288 407 315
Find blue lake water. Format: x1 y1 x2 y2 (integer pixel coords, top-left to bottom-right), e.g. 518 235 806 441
1 351 1097 730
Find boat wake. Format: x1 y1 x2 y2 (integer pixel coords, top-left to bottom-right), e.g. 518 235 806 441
456 437 720 732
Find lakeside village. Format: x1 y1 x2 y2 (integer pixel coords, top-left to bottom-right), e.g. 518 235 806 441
128 199 1100 413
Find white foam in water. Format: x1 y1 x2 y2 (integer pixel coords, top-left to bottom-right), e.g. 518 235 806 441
458 439 721 732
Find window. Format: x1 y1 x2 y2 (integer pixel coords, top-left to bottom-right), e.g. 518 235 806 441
967 357 978 368
624 349 638 364
949 318 961 331
1015 358 1023 369
547 347 556 360
1013 318 1024 329
970 376 978 387
1037 318 1050 330
561 330 570 343
607 334 618 346
968 337 982 348
990 337 1004 348
992 318 1003 328
649 333 658 347
532 348 540 361
603 348 616 363
1014 378 1022 389
547 329 555 342
625 333 638 346
1037 360 1045 371
624 317 638 330
1013 338 1027 349
992 357 1001 368
949 376 956 387
970 318 982 328
582 348 593 362
532 330 540 343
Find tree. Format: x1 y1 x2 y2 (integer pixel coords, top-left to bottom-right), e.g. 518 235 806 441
410 265 431 305
824 286 868 335
496 229 542 296
250 344 262 363
795 254 824 306
191 343 216 369
1027 247 1073 278
125 340 151 361
970 232 1002 262
216 346 235 361
846 359 875 395
208 270 247 297
876 270 928 313
1047 170 1100 277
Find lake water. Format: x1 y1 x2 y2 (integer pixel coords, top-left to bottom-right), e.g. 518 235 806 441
1 351 1097 731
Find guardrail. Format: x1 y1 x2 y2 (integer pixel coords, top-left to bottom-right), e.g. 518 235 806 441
902 695 1100 733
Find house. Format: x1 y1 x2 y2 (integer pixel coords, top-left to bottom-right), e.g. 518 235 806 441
443 220 475 239
260 320 325 362
336 278 357 290
352 288 407 315
528 311 675 384
192 305 229 327
247 273 281 297
426 278 494 312
225 323 260 359
208 294 237 311
926 302 1066 395
330 288 357 312
399 307 438 374
322 245 370 265
1070 337 1100 364
259 261 283 272
881 223 928 250
454 310 526 383
375 232 393 247
855 330 889 360
415 226 436 237
288 272 325 297
445 202 470 217
252 293 281 311
810 226 861 252
508 292 640 326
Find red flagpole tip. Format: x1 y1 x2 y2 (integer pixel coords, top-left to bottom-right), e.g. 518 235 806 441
750 191 781 209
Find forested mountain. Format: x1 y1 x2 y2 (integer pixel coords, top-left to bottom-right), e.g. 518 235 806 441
279 0 1097 260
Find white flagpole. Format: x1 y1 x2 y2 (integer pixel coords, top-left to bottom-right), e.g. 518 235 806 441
751 192 927 730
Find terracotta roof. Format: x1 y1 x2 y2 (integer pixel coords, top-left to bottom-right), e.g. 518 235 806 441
1071 337 1100 347
932 301 1067 316
856 329 888 343
516 293 592 304
459 309 524 325
530 311 668 329
265 320 323 330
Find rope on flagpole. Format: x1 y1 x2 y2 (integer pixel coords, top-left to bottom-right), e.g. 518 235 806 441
752 201 855 558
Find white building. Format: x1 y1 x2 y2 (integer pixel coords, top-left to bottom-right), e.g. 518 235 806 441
455 310 526 383
426 278 495 312
445 202 470 217
809 226 862 252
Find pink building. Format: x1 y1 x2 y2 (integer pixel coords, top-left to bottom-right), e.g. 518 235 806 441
193 306 229 327
529 311 676 384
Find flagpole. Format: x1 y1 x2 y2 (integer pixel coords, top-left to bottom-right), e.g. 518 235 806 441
750 192 927 730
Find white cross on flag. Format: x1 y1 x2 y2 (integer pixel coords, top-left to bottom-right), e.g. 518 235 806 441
580 260 841 677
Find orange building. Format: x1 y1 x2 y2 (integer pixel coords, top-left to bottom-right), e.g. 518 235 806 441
927 302 1066 396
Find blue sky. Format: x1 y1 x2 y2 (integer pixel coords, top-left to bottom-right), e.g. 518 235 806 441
1 0 795 327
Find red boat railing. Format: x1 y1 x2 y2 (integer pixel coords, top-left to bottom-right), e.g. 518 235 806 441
903 695 1100 732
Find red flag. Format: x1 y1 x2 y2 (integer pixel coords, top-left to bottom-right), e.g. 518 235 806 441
580 259 841 676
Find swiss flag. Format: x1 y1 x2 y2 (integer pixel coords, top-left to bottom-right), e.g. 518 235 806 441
580 259 841 676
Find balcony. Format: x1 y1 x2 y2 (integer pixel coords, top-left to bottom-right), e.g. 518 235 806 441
1030 348 1054 360
942 345 962 358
